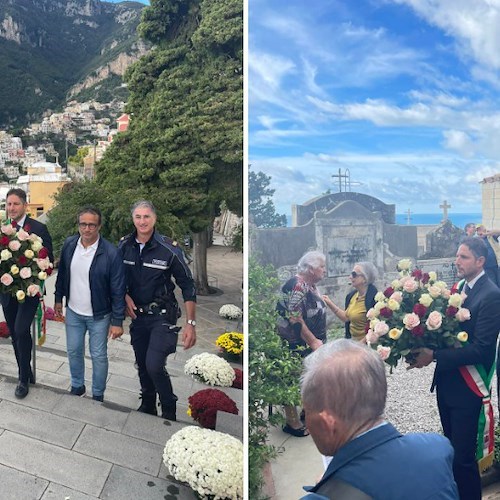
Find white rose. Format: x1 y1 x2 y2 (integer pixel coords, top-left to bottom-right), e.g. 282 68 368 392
419 294 433 307
0 249 12 261
397 259 412 271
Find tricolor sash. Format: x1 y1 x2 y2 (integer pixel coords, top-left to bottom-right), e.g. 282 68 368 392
459 363 495 471
455 279 495 471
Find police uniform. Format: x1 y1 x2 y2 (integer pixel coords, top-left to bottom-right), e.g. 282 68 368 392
118 230 196 419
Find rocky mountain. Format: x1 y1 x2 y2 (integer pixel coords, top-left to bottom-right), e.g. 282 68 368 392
0 0 149 128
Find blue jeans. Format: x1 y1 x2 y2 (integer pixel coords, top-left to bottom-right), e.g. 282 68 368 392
65 307 110 397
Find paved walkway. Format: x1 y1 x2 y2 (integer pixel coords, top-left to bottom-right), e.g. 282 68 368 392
0 242 243 499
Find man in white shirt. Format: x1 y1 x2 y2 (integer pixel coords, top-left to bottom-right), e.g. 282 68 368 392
54 206 125 401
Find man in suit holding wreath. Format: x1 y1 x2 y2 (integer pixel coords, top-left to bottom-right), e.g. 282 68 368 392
0 188 53 399
412 237 500 500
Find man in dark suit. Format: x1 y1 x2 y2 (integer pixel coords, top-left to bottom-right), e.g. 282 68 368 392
1 188 53 399
301 339 458 500
413 237 500 500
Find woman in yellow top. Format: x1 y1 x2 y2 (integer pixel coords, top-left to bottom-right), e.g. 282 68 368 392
323 262 378 342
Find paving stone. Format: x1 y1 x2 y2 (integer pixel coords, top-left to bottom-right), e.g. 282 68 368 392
0 400 84 448
100 464 195 500
33 370 71 389
101 385 140 410
73 425 163 476
0 462 48 499
121 410 186 445
106 373 140 393
0 379 63 412
41 483 99 500
51 394 129 433
215 410 243 440
0 431 111 497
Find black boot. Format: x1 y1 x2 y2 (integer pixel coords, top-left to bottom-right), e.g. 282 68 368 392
161 402 177 421
137 392 157 416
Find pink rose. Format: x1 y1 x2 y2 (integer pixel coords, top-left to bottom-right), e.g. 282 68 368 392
403 313 420 330
403 279 419 293
8 240 21 252
455 308 471 322
0 273 13 286
390 291 403 303
366 308 378 320
366 329 379 344
425 310 443 330
374 321 389 336
27 284 40 297
1 224 15 236
19 267 32 279
377 345 391 361
36 257 51 270
16 229 30 241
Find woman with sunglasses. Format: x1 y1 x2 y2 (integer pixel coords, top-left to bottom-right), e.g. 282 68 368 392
323 262 378 342
276 250 327 437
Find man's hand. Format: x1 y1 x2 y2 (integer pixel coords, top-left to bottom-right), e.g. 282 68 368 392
108 326 123 340
182 324 196 350
407 348 434 369
54 302 63 318
125 294 137 319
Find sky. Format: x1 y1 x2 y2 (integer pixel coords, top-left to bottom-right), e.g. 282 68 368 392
249 0 500 217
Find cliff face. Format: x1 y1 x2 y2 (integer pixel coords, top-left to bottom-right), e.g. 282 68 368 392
0 0 149 127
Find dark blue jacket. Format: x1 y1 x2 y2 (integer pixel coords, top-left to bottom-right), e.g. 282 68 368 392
54 235 126 326
302 423 458 500
118 230 196 307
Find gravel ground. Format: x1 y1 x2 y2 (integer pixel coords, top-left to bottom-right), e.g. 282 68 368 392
385 361 498 435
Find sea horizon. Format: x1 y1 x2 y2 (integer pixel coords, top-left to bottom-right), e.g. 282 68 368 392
285 213 482 228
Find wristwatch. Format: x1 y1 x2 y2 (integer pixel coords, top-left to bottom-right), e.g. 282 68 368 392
187 319 196 326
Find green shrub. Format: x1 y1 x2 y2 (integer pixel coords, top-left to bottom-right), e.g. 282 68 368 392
248 257 303 498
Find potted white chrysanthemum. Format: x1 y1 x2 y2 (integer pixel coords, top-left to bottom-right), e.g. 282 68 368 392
163 426 243 499
184 352 236 387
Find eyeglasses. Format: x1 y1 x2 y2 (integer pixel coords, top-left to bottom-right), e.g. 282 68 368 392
78 222 98 230
350 271 362 278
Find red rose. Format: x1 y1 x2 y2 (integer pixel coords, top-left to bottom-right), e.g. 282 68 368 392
411 324 425 337
23 223 31 232
18 255 27 265
46 267 53 276
421 273 430 284
383 287 394 298
379 307 393 318
38 247 48 259
446 306 459 317
0 236 9 246
412 269 423 280
413 304 427 317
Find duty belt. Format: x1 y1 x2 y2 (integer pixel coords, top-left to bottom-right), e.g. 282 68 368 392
136 302 167 316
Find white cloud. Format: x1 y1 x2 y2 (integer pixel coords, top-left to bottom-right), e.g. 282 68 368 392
392 0 500 70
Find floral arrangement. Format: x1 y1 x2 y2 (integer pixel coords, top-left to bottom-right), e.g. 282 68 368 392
219 304 243 320
232 368 243 389
0 321 9 338
368 258 470 369
184 352 236 387
216 332 244 356
0 220 53 302
44 306 65 322
187 388 239 429
163 426 243 499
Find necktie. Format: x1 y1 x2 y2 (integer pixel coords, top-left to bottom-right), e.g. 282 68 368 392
464 283 471 294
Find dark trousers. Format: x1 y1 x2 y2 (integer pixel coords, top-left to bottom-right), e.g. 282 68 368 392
437 388 482 500
1 295 39 383
130 315 178 408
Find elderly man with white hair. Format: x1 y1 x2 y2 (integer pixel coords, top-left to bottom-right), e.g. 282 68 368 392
300 339 459 500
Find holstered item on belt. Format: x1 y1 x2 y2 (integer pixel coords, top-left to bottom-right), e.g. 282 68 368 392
136 301 180 324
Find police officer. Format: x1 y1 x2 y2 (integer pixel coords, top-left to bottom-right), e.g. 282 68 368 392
118 200 196 421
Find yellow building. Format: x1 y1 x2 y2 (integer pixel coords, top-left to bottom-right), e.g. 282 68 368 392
16 161 70 217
